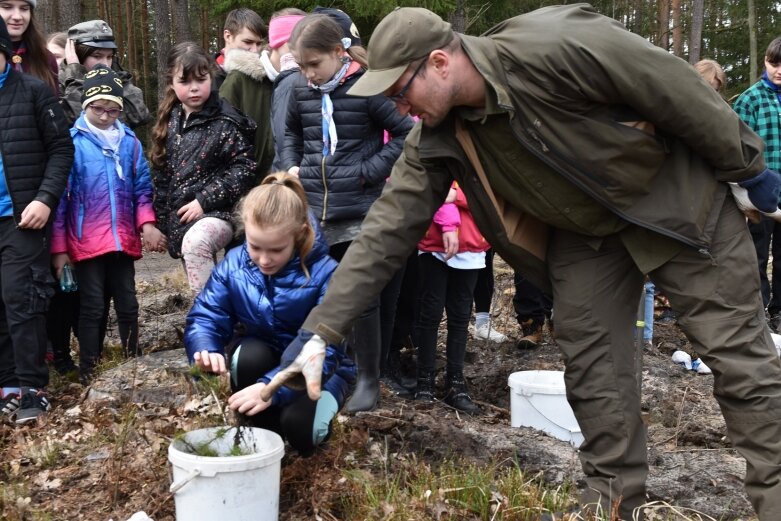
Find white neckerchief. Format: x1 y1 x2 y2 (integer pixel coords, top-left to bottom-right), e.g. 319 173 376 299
85 119 126 180
260 50 279 81
310 59 351 157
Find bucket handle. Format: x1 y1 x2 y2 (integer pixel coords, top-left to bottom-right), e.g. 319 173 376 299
170 468 201 494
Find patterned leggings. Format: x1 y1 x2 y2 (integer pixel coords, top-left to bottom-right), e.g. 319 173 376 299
180 217 233 294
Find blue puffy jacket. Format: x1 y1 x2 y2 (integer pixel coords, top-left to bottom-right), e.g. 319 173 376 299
184 217 355 407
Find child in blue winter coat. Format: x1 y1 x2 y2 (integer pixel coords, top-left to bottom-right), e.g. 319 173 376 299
184 172 355 456
51 64 165 385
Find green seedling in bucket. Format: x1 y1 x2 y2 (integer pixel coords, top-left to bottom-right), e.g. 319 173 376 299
174 426 256 457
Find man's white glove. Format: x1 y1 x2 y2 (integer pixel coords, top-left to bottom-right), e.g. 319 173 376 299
260 331 326 401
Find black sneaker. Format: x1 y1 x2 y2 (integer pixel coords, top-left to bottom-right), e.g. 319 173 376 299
0 391 20 416
15 389 50 425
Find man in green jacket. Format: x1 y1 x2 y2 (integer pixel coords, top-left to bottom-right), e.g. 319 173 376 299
261 5 781 519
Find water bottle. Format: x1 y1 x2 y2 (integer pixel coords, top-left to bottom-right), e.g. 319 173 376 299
60 264 78 293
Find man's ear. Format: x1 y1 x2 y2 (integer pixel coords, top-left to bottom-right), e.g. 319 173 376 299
223 29 233 45
429 49 450 78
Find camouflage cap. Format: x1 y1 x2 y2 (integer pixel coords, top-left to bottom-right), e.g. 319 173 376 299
68 20 117 49
347 7 453 97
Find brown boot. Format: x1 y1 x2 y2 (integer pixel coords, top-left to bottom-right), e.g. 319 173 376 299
516 319 543 350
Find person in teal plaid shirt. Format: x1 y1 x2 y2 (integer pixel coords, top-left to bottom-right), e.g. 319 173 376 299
734 37 781 329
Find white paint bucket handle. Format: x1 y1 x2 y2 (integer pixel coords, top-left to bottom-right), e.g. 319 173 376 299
170 468 201 494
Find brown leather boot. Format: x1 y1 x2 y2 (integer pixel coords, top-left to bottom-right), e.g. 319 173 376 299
516 319 543 350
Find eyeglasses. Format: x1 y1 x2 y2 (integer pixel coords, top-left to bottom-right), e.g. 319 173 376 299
388 59 427 102
89 105 123 118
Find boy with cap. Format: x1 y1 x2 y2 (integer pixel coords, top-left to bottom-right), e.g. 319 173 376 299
51 64 163 385
59 19 150 129
263 5 781 520
0 16 73 424
218 8 273 183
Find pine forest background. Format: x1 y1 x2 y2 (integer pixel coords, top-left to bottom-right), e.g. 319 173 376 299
36 0 781 119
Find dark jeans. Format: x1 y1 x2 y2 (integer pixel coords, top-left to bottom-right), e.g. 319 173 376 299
512 271 552 327
473 248 495 313
232 337 319 455
390 253 419 349
414 253 479 375
0 219 54 389
46 285 80 368
75 253 139 379
747 216 781 314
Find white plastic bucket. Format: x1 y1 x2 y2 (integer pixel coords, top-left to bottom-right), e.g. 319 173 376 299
508 370 584 448
168 427 285 521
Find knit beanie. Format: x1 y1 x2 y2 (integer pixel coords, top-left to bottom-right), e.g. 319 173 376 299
0 18 11 62
24 0 36 7
81 64 123 110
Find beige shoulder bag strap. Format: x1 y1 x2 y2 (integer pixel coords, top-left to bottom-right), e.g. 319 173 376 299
454 118 549 261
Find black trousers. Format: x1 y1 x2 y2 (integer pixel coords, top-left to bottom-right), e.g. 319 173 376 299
512 271 552 327
75 253 139 378
232 337 319 456
473 248 495 313
414 253 479 375
747 216 781 314
0 219 54 389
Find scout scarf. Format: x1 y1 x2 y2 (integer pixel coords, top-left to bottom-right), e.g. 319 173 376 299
310 58 352 157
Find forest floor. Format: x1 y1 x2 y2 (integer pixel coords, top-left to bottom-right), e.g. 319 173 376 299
0 252 761 521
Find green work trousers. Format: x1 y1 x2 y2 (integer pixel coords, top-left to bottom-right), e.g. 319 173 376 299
549 197 781 520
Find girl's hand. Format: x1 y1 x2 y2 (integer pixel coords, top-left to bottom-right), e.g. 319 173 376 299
141 223 167 252
442 230 459 260
287 166 300 177
177 199 204 224
64 39 79 65
52 253 71 279
193 350 227 374
19 201 51 229
445 187 457 203
228 382 273 416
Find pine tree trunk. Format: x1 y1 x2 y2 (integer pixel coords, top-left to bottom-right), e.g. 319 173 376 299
671 0 682 57
57 0 81 32
126 0 136 75
748 0 758 83
154 0 171 100
689 0 704 64
657 0 670 51
141 0 152 112
171 0 192 43
113 0 124 58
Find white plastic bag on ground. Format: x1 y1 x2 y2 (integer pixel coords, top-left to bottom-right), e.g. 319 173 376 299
126 513 154 521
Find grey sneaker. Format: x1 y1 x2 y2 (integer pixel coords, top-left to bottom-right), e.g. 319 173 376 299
0 391 20 416
15 389 50 425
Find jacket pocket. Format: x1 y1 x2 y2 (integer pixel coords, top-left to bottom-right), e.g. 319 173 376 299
29 265 56 314
77 203 84 241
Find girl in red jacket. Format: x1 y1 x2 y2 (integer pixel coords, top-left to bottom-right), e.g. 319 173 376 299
414 182 489 413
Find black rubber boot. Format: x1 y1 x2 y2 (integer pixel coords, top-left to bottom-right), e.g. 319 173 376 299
414 370 436 403
345 312 381 413
443 372 479 414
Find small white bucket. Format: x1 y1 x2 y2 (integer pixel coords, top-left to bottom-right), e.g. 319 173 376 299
508 370 584 448
168 427 285 521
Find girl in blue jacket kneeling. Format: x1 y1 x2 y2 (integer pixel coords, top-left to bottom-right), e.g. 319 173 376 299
184 172 355 456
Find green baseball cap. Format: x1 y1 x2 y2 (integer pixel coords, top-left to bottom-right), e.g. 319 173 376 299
347 7 454 97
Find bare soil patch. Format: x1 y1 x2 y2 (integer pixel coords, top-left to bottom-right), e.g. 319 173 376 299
0 255 759 520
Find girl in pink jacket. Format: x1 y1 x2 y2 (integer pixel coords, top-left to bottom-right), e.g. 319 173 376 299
414 182 489 413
